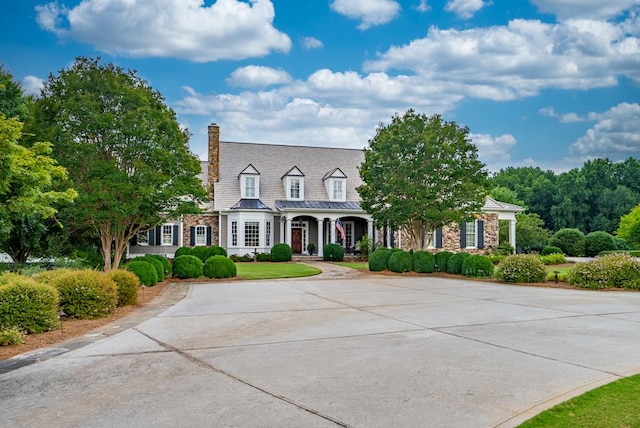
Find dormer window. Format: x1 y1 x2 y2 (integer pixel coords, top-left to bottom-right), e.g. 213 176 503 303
239 164 260 199
282 166 304 201
323 168 347 202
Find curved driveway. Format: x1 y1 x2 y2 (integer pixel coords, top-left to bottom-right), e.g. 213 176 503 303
3 266 640 427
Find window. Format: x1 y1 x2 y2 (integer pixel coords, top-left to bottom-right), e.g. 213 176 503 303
231 221 238 246
332 179 344 201
137 230 149 246
195 225 206 246
425 229 435 248
244 221 260 247
245 176 256 198
290 178 301 199
465 221 477 248
266 221 271 246
162 225 173 245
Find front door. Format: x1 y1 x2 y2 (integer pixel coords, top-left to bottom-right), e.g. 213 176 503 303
292 228 302 253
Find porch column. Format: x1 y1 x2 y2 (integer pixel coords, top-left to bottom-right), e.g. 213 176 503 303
286 218 292 247
280 217 286 243
509 219 517 252
317 218 324 257
330 219 336 244
367 219 373 242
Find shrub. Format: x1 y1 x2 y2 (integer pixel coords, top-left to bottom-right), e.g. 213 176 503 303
0 327 24 346
368 248 392 271
323 243 344 262
146 254 172 277
487 254 506 265
191 246 210 262
613 237 631 251
256 252 271 262
435 251 453 272
585 231 617 257
173 255 203 278
137 256 165 281
35 268 76 285
549 228 586 257
125 260 158 286
271 243 293 262
462 255 494 277
0 273 59 333
51 270 118 319
494 255 547 283
174 247 193 259
447 252 470 274
230 254 253 262
540 253 566 265
541 245 563 256
206 245 227 259
494 242 514 256
412 251 435 273
388 250 412 273
203 256 237 279
356 235 372 257
108 269 139 306
569 253 640 289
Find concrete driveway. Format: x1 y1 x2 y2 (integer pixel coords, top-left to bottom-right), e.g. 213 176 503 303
2 270 640 427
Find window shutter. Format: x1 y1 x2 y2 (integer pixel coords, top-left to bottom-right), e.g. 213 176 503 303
460 222 466 248
477 220 484 249
435 227 443 248
206 226 212 246
155 227 162 246
189 226 195 246
172 225 179 246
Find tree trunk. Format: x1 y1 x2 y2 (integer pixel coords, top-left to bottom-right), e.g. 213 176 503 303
99 232 113 272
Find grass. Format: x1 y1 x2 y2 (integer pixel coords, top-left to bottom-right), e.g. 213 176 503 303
518 374 640 427
545 265 573 282
235 262 322 280
335 261 369 270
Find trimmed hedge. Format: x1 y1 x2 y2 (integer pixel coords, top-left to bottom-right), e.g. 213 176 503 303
146 254 172 277
203 256 237 279
206 245 227 259
323 243 344 262
108 269 139 306
494 255 547 283
462 255 494 277
585 231 617 257
50 270 118 319
173 255 204 278
271 243 293 262
413 251 435 273
137 256 165 281
174 247 193 258
435 251 453 272
0 273 59 333
369 248 392 271
569 253 640 289
541 245 563 256
549 228 586 257
388 250 412 273
126 260 158 286
447 252 470 274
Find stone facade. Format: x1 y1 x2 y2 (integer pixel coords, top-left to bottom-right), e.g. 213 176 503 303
182 214 219 247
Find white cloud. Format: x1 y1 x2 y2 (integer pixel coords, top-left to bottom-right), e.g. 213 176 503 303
570 103 640 158
539 107 558 117
470 133 517 172
301 36 324 50
330 0 401 30
22 76 45 96
226 66 292 88
530 0 640 20
35 0 291 62
445 0 490 20
416 0 431 12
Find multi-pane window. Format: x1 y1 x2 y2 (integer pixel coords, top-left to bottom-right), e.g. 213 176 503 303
345 221 353 248
465 221 477 248
332 179 343 201
231 221 238 246
195 225 206 246
290 178 300 199
245 176 256 198
426 229 435 248
265 221 271 246
137 230 149 246
162 225 173 245
244 221 260 247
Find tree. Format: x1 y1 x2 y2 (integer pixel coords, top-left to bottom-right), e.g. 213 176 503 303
616 204 640 249
358 109 489 250
34 57 208 271
0 65 31 122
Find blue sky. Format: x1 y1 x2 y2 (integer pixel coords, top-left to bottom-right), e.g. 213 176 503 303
1 0 639 172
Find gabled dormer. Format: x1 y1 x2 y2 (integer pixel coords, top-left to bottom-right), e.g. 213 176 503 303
239 164 260 199
323 168 347 202
282 166 305 201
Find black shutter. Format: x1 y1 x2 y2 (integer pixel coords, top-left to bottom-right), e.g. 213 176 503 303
206 226 212 246
148 229 155 246
460 222 467 248
155 226 162 246
189 226 195 246
172 225 179 246
435 227 443 248
477 220 484 249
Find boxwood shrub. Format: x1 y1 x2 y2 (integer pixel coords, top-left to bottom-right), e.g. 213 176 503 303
136 256 165 281
108 269 139 306
174 247 193 258
447 252 470 274
585 231 617 257
412 251 435 273
206 245 227 259
549 228 586 257
0 273 59 333
271 243 292 262
435 251 453 272
191 246 210 262
569 253 640 289
203 256 237 279
323 243 344 262
125 260 158 286
462 255 494 278
541 245 563 256
368 248 392 271
494 255 547 283
50 270 118 319
173 255 204 278
146 254 172 277
388 250 412 273
256 252 271 262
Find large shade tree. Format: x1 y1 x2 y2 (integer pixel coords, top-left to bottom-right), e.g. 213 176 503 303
358 109 489 250
34 57 208 271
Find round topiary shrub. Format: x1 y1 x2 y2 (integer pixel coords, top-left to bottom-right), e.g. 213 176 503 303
191 246 210 262
50 270 118 319
323 243 344 262
494 255 547 283
205 245 227 259
174 247 193 259
173 255 204 278
447 252 471 274
569 253 640 289
413 251 435 273
585 231 617 257
549 228 586 257
0 273 59 333
137 256 165 281
435 251 453 272
368 248 392 271
125 260 158 286
203 256 237 279
34 268 76 285
541 246 563 256
271 243 293 262
108 269 139 306
388 250 412 273
461 255 494 277
146 254 172 278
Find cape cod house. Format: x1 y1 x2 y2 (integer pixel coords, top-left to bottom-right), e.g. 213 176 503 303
127 124 523 258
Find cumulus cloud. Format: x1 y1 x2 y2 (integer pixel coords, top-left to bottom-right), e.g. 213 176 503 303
445 0 490 20
415 0 431 12
301 36 324 50
35 0 291 62
530 0 640 20
470 133 517 172
226 66 292 88
570 103 640 158
330 0 401 30
22 76 45 96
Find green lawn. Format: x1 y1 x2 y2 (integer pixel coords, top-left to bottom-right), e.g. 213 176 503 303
334 261 369 270
518 374 640 427
235 262 322 280
545 265 573 282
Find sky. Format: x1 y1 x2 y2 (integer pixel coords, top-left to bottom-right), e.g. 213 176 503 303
1 0 639 173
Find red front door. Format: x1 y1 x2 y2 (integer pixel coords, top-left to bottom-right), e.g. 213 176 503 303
292 228 302 253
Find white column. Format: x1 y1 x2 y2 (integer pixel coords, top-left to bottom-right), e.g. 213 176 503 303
286 218 292 247
330 219 336 244
367 219 373 242
280 218 285 243
317 218 324 257
509 219 517 252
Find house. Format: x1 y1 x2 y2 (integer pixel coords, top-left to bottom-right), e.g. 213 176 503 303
128 124 523 258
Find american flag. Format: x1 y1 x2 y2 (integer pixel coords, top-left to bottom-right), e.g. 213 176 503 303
336 218 346 241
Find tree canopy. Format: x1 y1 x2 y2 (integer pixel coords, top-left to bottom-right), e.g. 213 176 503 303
358 109 489 250
34 57 208 270
616 204 640 249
